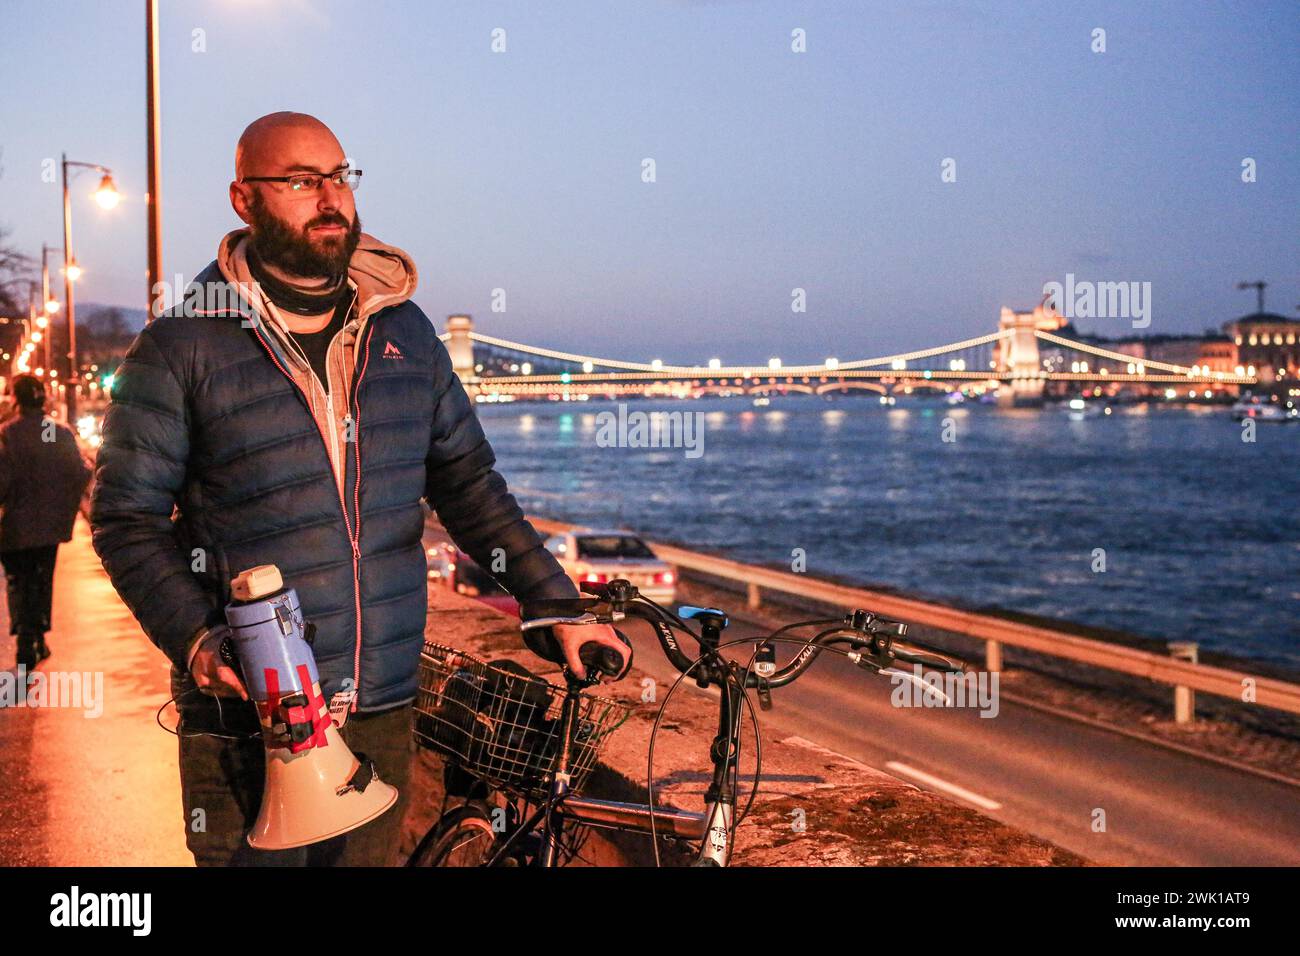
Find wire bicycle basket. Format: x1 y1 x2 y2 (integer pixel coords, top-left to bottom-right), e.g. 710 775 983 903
413 642 632 800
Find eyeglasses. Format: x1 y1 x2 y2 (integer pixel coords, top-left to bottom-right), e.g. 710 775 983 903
241 165 363 193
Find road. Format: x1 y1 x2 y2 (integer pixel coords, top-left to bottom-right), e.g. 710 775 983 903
614 607 1300 866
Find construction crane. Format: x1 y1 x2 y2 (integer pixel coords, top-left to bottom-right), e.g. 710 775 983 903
1236 280 1268 314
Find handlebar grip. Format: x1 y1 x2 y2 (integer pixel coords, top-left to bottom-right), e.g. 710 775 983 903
522 622 634 681
579 628 633 681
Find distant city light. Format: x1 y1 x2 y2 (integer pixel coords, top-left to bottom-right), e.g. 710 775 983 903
520 362 532 375
768 357 781 370
825 357 839 370
708 358 722 370
651 359 663 371
582 360 594 373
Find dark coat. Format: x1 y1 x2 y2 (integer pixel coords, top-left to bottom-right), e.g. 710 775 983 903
0 408 92 552
90 261 576 714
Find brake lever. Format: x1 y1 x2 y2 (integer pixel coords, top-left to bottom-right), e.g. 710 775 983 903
520 611 625 631
878 666 953 706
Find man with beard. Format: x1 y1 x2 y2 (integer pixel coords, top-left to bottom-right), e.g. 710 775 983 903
90 112 625 865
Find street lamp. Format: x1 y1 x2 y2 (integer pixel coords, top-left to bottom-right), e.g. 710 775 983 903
61 153 119 420
41 244 64 374
94 174 122 209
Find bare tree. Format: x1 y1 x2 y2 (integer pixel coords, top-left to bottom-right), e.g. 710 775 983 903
0 224 35 317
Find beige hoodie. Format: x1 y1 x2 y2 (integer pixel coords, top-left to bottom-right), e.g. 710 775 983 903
216 228 418 497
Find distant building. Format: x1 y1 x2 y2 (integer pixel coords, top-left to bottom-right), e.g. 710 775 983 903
1222 313 1300 385
1195 336 1236 377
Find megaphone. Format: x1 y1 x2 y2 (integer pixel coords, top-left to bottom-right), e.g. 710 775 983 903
224 564 398 850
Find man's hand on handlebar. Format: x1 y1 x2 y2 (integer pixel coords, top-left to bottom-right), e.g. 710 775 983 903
551 623 627 682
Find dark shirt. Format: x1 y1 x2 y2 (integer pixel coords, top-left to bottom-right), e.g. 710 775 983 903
286 295 350 389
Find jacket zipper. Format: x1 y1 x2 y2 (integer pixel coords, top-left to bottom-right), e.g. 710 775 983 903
347 325 375 712
250 323 371 711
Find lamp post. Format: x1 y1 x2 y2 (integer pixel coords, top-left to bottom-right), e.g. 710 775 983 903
146 0 163 313
60 154 119 420
41 244 62 377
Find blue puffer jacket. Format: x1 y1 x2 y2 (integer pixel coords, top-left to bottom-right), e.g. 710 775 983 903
90 253 576 716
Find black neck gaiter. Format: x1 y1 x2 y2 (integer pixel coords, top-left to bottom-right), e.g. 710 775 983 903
247 246 349 316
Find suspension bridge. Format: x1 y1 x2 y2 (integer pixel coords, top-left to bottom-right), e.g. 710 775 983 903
437 305 1257 405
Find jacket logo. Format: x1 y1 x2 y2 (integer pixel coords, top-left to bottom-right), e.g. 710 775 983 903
382 340 404 359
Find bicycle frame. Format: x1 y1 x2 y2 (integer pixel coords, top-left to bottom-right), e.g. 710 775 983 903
479 609 745 867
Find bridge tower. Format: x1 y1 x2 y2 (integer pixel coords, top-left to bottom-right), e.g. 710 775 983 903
445 314 475 382
995 302 1063 406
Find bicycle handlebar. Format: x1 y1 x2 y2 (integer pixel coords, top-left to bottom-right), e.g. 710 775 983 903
521 580 964 690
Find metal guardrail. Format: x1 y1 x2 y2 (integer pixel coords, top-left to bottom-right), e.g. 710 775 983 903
529 516 1300 720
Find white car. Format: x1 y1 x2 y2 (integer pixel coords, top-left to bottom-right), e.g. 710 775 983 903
543 528 677 604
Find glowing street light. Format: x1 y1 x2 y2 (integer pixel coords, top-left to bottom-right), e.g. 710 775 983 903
768 357 782 370
707 357 721 370
64 261 83 282
825 357 839 370
93 173 121 209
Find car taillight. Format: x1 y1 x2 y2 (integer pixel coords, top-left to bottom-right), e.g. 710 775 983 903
658 571 675 585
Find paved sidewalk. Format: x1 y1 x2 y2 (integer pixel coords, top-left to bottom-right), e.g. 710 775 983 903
0 516 193 865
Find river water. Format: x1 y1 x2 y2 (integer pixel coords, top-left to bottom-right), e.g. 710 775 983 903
475 396 1300 670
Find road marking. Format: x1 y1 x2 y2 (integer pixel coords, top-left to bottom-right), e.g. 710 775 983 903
885 761 1002 811
781 735 871 770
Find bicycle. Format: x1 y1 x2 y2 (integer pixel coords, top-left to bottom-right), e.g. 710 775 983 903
407 578 965 867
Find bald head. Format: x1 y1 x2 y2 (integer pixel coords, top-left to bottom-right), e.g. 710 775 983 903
235 111 343 180
229 111 360 278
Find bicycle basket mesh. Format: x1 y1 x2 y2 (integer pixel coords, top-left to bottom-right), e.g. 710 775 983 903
413 642 631 799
